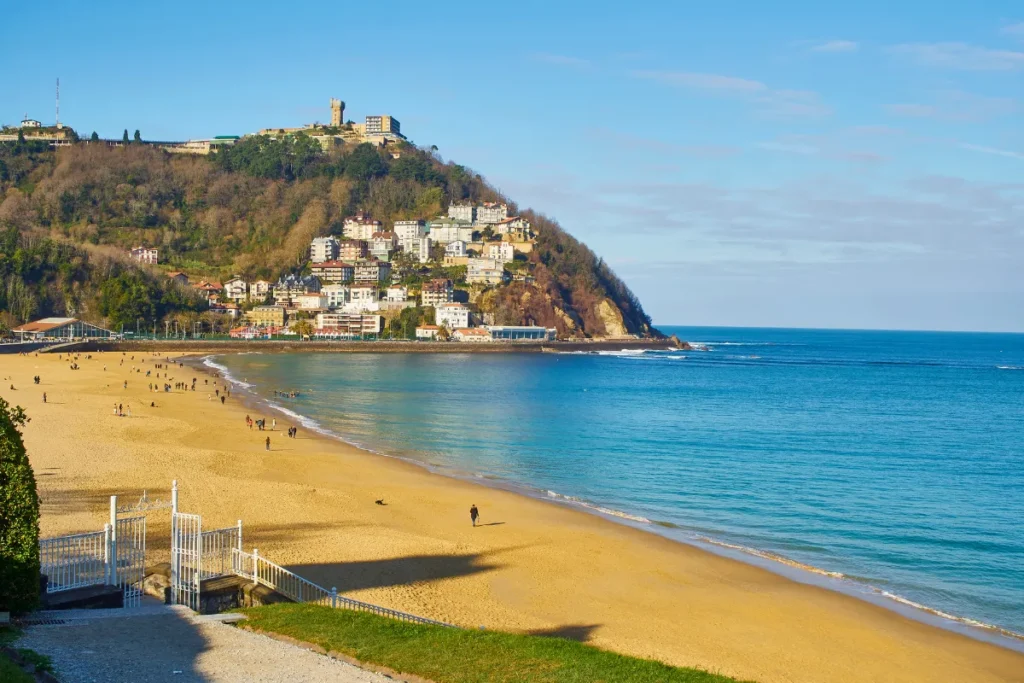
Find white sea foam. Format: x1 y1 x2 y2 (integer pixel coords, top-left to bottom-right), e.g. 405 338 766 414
201 356 254 388
996 365 1022 370
545 490 652 524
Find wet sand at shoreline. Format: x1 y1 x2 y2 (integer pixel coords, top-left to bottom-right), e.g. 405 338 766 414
4 350 1023 683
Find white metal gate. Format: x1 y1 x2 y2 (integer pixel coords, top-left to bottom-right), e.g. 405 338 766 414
114 514 147 608
170 511 202 611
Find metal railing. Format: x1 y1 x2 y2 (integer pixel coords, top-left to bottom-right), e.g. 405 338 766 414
200 522 242 579
231 548 455 628
39 529 109 593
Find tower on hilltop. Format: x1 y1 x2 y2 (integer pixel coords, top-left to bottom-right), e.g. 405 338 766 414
330 98 345 127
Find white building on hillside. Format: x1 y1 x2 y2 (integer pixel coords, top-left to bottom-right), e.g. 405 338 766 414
223 277 249 302
394 220 427 248
476 202 508 225
448 202 475 223
435 303 470 330
250 280 271 302
428 218 473 244
348 285 379 311
343 213 382 241
386 286 408 302
421 278 454 307
321 283 351 308
485 242 515 263
467 258 507 285
310 236 340 263
445 240 467 258
129 246 158 265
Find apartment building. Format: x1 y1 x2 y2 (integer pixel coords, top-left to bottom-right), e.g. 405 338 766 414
250 280 271 302
394 219 427 247
428 218 474 244
314 313 383 336
349 285 380 310
405 236 432 264
421 278 454 307
343 213 382 241
453 327 492 342
386 286 408 302
249 305 286 327
310 236 340 263
435 303 470 330
364 115 401 137
467 258 507 285
318 283 348 308
310 260 354 283
338 240 368 261
370 232 398 261
445 240 467 257
494 216 532 237
273 274 321 305
353 260 392 284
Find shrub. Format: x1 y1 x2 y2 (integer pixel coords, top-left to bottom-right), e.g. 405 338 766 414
0 398 39 614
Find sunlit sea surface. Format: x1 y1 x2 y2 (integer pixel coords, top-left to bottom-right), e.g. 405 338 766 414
209 327 1024 638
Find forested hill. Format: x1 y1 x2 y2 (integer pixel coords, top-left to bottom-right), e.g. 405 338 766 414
0 135 655 338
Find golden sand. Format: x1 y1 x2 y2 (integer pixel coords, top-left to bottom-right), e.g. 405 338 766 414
3 350 1023 683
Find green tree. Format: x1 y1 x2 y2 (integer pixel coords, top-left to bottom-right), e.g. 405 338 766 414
344 144 387 181
133 130 142 144
122 129 129 144
293 319 314 339
0 397 40 614
90 131 99 142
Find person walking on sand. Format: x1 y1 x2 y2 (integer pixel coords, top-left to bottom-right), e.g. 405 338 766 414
272 418 276 430
42 392 46 403
470 505 480 527
265 436 270 451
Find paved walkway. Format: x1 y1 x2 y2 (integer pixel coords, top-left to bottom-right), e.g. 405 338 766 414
17 601 388 682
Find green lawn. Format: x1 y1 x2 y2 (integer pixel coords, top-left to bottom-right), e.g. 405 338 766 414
0 627 36 683
239 604 751 683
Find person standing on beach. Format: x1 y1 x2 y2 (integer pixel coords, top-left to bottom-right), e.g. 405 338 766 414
42 392 46 403
265 436 270 451
272 418 276 430
470 505 479 527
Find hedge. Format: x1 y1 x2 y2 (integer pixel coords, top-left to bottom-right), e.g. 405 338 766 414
0 397 39 614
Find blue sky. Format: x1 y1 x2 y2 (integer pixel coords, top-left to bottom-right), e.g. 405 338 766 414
3 0 1022 331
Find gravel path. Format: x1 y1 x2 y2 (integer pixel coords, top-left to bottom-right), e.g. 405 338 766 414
17 605 388 683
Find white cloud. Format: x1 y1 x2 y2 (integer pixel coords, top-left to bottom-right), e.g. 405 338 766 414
631 71 830 118
811 40 859 53
889 42 1024 70
1002 22 1024 38
957 143 1024 160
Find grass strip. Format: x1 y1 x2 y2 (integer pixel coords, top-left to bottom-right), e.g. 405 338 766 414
240 604 752 683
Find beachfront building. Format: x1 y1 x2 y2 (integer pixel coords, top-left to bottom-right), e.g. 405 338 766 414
447 202 475 224
12 317 114 341
250 280 271 302
466 258 507 285
435 303 470 330
314 313 383 337
428 217 474 244
353 260 391 284
223 277 249 302
248 306 286 327
453 327 492 342
343 213 381 241
348 285 379 311
310 236 340 263
405 236 432 264
294 294 328 311
338 240 368 261
476 202 508 225
415 325 439 340
129 246 158 264
310 260 354 283
421 278 454 306
445 240 467 258
370 232 398 261
273 274 321 305
486 325 557 341
321 283 350 308
485 242 515 263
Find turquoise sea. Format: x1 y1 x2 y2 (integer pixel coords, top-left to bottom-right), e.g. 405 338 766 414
208 327 1024 641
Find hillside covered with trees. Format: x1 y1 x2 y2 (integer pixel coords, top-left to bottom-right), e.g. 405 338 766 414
0 133 654 338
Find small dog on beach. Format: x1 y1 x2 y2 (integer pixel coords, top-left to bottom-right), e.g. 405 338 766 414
375 499 386 506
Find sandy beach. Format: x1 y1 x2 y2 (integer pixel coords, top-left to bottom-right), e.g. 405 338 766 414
4 349 1023 683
